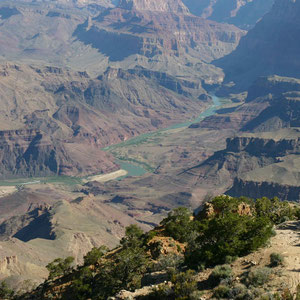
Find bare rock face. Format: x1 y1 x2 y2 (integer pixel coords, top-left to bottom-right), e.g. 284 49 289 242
178 136 281 189
75 0 244 64
246 76 300 102
227 178 300 202
12 0 114 8
216 0 300 90
0 204 54 242
119 0 190 13
226 136 300 157
0 256 18 274
192 76 300 132
237 202 252 216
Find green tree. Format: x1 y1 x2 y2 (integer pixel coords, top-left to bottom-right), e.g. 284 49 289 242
255 197 295 224
161 207 194 243
185 197 273 267
0 281 14 299
120 224 144 248
68 266 94 300
46 256 75 280
93 246 150 299
83 245 108 266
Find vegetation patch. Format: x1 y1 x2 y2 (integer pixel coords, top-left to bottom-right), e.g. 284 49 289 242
11 195 300 300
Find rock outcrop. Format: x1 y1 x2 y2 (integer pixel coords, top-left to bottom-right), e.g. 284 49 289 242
227 178 300 202
192 76 300 132
226 136 300 157
118 0 190 13
75 0 244 64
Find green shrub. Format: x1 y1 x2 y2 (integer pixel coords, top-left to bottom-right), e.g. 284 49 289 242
151 253 184 272
171 270 197 300
247 267 272 287
161 207 194 243
68 267 93 300
92 246 150 298
149 240 163 259
225 255 238 264
213 285 230 299
145 230 158 242
189 290 204 300
120 224 144 248
149 283 173 299
270 253 284 267
0 281 14 299
83 245 108 266
255 197 295 224
296 284 300 300
209 265 232 286
228 283 248 299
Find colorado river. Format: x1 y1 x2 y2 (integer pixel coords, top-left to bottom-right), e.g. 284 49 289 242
105 94 226 178
0 95 226 186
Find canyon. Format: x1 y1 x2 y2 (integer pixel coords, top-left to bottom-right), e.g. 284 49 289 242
0 0 299 291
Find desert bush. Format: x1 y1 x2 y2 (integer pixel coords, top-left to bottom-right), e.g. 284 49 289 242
228 283 248 299
145 230 158 241
213 285 230 298
0 281 14 299
270 253 284 267
189 290 204 300
149 240 163 259
151 253 184 272
92 245 150 299
255 197 296 224
171 270 197 300
225 255 238 264
247 267 272 287
209 265 232 286
149 283 173 299
68 267 94 300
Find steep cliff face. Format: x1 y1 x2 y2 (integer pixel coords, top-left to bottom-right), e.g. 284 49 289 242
226 136 300 157
178 135 291 188
216 0 300 90
75 0 244 64
192 76 300 132
0 129 117 178
118 0 190 13
0 0 244 80
9 0 114 8
227 178 300 202
176 130 300 198
182 0 274 29
246 76 300 102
